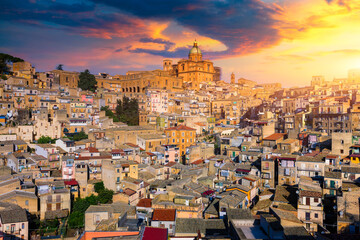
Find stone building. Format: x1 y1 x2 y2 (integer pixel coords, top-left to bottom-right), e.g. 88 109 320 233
163 41 220 90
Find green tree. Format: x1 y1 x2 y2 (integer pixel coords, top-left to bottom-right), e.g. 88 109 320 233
78 69 97 92
0 53 24 74
38 136 53 144
71 131 88 141
94 181 105 193
101 106 119 122
68 211 84 228
56 64 63 70
114 96 139 126
97 189 114 204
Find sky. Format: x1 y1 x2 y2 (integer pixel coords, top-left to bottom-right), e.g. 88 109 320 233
1 0 360 87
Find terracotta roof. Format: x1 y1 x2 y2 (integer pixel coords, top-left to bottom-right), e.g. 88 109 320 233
111 149 124 154
122 188 136 196
152 209 176 221
165 125 196 131
165 162 177 167
123 142 138 147
86 147 99 153
137 198 152 208
263 133 285 141
191 159 205 165
299 190 322 198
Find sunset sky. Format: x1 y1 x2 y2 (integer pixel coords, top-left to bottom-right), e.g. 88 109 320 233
1 0 360 87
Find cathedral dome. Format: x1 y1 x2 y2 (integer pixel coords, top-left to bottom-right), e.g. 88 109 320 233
189 40 202 55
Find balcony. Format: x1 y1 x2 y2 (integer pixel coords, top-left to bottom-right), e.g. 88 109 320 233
5 230 21 235
297 167 320 172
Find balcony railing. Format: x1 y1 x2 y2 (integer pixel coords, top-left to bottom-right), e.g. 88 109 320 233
297 167 320 172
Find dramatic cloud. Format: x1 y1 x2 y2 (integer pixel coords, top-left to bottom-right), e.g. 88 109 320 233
1 0 360 86
90 0 283 57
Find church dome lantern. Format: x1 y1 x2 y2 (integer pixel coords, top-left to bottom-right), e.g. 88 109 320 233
189 40 202 61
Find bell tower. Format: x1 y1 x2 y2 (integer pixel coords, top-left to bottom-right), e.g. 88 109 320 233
163 59 172 71
231 73 235 84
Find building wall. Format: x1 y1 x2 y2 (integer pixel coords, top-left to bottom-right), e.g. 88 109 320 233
332 132 352 156
0 220 29 240
165 128 196 156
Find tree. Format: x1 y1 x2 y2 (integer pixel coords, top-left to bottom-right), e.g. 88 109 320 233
114 96 139 126
94 181 105 193
101 106 119 122
78 69 97 92
38 136 54 144
71 131 88 141
97 189 114 204
0 53 24 74
56 64 63 70
68 211 84 228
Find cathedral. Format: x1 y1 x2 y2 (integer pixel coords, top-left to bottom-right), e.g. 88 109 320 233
163 41 221 90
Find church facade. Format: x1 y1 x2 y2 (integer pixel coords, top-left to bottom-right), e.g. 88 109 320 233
163 41 220 90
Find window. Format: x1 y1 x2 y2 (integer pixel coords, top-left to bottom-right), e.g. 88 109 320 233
25 200 29 206
305 212 310 221
314 198 318 203
22 223 25 229
315 213 318 218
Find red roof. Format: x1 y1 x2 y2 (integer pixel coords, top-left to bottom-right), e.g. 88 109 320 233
86 147 99 153
165 162 177 167
202 190 215 197
165 125 196 131
124 143 139 148
137 198 152 208
111 149 124 154
152 209 176 221
142 227 167 240
263 133 285 141
191 159 204 165
64 180 78 186
122 188 136 196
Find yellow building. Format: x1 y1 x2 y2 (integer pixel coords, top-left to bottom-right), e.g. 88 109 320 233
165 125 196 156
164 41 220 90
0 190 38 214
110 70 183 93
52 70 79 88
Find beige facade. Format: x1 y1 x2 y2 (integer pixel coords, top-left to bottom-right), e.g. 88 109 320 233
52 70 79 88
163 41 220 90
39 187 71 220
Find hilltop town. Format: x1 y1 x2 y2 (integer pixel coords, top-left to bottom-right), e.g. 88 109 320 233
0 42 360 240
